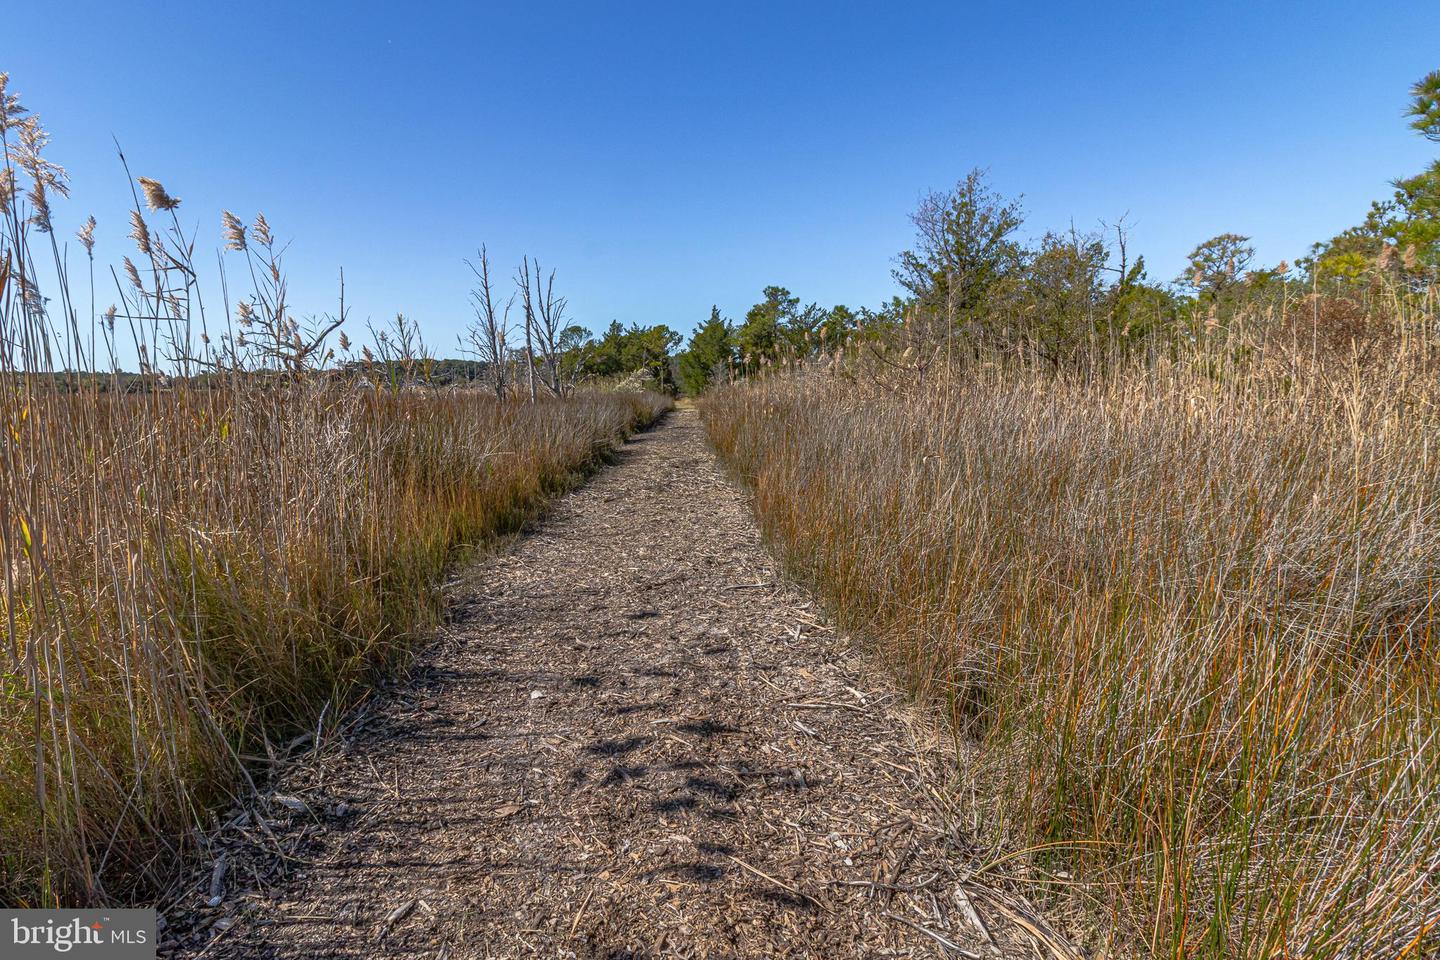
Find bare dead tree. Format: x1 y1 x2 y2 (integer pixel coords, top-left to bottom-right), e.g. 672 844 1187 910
464 245 513 399
514 257 571 396
514 258 538 401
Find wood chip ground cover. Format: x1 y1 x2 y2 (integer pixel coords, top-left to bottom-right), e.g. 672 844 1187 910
167 408 1079 959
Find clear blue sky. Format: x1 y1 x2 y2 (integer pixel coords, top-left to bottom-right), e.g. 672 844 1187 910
8 0 1438 352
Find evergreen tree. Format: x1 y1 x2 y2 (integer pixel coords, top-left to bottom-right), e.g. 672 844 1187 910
893 168 1026 324
1308 68 1440 284
735 286 798 369
679 306 735 394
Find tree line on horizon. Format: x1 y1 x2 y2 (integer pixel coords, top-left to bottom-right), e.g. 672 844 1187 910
666 67 1440 391
427 66 1437 400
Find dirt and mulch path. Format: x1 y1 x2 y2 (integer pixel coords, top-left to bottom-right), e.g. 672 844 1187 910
168 407 1083 959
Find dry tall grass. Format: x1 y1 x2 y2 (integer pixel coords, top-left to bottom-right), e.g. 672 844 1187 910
0 73 671 904
703 310 1440 957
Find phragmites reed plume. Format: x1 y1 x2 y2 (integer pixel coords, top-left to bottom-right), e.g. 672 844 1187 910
1402 244 1420 272
16 272 43 314
123 256 143 290
0 71 27 133
128 210 152 256
13 116 70 226
26 178 52 233
252 213 273 247
221 211 247 251
103 304 116 329
136 176 180 212
15 117 67 191
1378 243 1397 271
235 299 255 327
0 168 14 215
76 216 96 256
338 331 351 351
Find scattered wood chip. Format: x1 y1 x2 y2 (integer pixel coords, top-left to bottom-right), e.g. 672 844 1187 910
378 898 416 940
271 794 309 814
725 855 826 912
883 910 981 958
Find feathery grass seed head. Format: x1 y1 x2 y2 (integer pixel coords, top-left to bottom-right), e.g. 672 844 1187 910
26 178 52 232
136 176 180 211
76 215 96 255
221 210 247 251
128 210 152 255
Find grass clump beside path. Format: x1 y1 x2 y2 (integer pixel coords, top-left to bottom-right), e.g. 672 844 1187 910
1 380 669 904
701 334 1440 958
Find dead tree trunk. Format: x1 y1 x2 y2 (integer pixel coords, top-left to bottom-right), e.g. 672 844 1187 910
464 245 512 399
